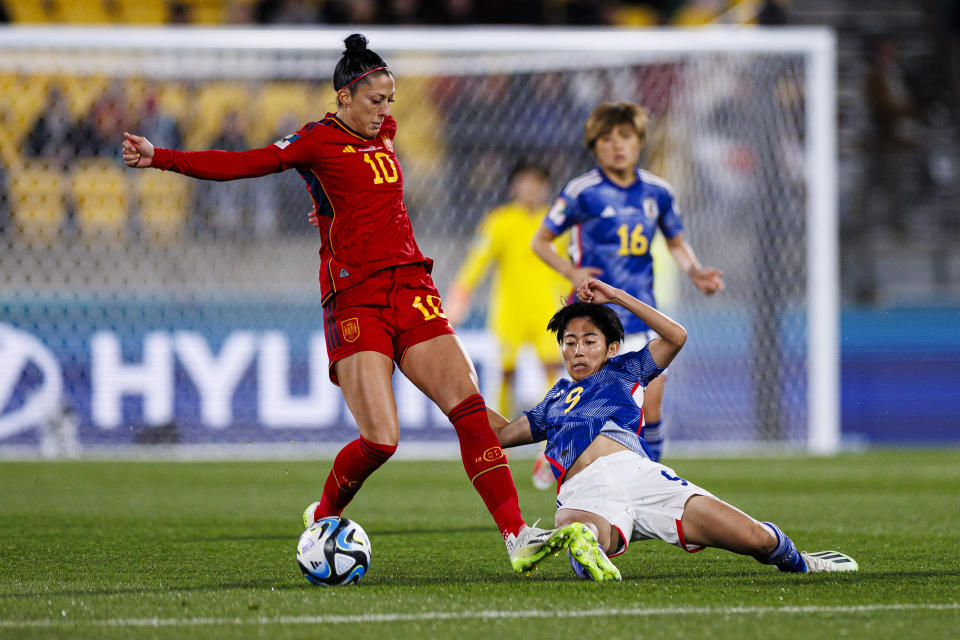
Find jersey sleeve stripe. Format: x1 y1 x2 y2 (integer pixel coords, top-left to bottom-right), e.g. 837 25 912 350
562 169 603 199
638 169 676 197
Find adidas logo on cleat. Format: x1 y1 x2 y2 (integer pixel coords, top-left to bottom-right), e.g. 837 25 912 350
801 550 859 572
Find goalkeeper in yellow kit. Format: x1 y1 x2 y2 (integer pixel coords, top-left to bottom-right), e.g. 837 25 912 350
446 163 569 442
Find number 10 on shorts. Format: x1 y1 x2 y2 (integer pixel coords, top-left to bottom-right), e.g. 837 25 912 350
412 295 446 321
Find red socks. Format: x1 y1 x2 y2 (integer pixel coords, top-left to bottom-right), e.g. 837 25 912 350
315 436 397 518
314 395 525 542
448 394 525 540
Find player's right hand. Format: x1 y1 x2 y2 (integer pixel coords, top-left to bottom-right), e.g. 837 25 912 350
576 277 618 305
567 266 603 288
307 209 321 228
122 132 154 168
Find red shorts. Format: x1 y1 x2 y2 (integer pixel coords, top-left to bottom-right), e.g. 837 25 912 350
322 263 455 385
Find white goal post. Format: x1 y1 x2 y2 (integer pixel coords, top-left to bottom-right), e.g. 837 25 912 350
0 26 837 456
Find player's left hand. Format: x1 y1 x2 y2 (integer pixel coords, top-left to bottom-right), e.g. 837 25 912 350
690 267 725 295
576 277 619 305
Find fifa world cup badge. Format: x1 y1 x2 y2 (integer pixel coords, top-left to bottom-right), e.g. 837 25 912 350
341 318 360 342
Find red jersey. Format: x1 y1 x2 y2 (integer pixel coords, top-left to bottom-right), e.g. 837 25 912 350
151 114 429 304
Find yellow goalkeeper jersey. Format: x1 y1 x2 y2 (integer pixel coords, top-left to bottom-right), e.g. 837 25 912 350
453 201 570 365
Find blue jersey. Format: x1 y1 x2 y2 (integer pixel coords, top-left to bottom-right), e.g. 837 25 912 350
543 168 684 334
524 346 664 483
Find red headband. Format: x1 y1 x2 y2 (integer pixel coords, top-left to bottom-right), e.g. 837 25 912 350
341 66 389 91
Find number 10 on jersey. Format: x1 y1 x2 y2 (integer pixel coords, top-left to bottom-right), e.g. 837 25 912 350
363 152 398 184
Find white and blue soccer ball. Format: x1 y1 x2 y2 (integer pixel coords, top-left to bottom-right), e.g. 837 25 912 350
297 516 371 586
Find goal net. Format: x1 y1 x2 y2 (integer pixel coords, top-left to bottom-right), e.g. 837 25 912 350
0 27 837 457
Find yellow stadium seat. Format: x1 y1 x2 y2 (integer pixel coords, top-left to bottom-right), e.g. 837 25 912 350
52 0 113 23
2 75 50 146
613 6 660 26
71 160 129 241
181 0 223 23
116 0 167 23
136 170 192 242
250 83 312 145
58 74 110 120
672 5 720 26
191 83 251 148
9 161 68 244
155 82 191 122
0 126 19 167
4 0 54 22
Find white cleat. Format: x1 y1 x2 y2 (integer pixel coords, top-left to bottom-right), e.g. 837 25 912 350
801 550 859 572
507 522 579 575
302 501 321 529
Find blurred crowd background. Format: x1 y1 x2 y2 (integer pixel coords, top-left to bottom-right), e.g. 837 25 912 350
0 0 958 310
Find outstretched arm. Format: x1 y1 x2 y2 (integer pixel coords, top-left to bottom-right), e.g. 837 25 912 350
666 233 724 296
577 278 687 368
532 224 602 288
122 131 285 181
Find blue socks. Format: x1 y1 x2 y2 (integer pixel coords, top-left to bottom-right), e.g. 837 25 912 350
643 420 663 462
757 522 807 573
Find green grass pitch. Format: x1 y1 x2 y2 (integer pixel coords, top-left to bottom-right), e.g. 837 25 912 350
1 450 958 639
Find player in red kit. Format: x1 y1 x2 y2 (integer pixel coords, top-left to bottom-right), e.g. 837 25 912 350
122 33 608 576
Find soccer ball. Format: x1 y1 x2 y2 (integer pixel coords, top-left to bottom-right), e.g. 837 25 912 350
296 516 371 586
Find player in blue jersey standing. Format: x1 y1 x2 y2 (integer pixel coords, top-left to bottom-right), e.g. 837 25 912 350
494 277 858 580
532 101 724 468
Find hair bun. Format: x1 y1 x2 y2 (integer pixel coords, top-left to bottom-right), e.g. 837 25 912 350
344 33 368 55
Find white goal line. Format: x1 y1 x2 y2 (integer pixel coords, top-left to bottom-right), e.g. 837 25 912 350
2 603 957 629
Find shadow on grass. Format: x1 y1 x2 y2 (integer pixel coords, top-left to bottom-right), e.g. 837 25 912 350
5 567 955 601
617 567 960 584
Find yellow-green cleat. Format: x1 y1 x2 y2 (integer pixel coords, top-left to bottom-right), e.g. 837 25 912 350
566 523 622 582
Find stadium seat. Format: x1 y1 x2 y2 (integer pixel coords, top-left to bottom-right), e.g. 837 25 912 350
135 169 192 242
53 0 113 23
4 0 54 22
671 5 720 26
59 74 110 121
250 82 312 145
115 0 168 23
192 83 251 148
155 82 191 122
613 6 659 26
0 127 18 167
181 0 224 24
70 159 129 241
9 160 68 245
2 74 50 146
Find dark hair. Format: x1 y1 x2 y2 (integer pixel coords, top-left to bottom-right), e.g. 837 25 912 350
333 33 391 103
508 159 550 184
547 302 624 346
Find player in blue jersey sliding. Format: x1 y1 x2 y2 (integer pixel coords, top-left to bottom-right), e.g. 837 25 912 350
493 278 858 581
532 101 724 470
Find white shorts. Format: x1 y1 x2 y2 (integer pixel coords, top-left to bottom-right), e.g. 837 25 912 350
556 449 712 556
